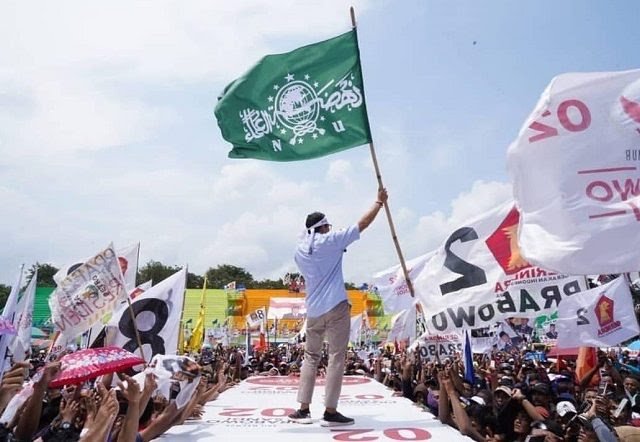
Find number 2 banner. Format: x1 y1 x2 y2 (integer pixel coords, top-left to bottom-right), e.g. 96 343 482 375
508 69 640 274
556 276 639 348
412 202 587 333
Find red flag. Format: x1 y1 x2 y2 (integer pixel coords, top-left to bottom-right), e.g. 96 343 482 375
576 347 598 386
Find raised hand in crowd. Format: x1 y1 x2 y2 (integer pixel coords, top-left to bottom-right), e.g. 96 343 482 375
116 373 143 442
14 360 60 441
80 388 119 442
0 361 29 413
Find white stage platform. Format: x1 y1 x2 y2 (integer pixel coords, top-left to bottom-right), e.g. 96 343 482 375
160 375 472 441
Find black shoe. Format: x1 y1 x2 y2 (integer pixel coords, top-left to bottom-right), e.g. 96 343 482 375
321 411 354 427
288 408 312 424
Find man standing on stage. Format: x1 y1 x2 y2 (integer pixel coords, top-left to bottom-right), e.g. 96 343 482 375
288 188 388 426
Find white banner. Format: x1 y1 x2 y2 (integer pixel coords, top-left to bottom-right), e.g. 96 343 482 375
372 252 434 314
49 244 127 339
246 307 266 327
349 314 363 344
267 298 306 320
130 279 152 299
507 69 640 274
416 333 463 361
557 277 640 348
386 308 416 343
413 202 588 332
107 268 186 362
146 354 201 408
9 271 37 362
87 279 153 348
54 242 140 292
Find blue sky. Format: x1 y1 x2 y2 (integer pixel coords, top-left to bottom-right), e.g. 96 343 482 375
1 1 640 286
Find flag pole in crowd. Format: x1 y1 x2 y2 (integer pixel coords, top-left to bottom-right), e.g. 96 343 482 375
125 295 146 362
188 276 208 352
0 264 24 379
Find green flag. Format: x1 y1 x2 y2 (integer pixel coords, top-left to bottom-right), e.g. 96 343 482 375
214 30 372 161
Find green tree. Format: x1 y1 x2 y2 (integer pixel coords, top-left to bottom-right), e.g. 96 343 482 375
187 272 204 289
0 284 10 310
26 263 59 287
252 279 286 289
137 260 181 286
205 265 254 289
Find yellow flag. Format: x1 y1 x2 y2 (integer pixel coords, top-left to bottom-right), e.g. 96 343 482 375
188 277 207 352
178 321 185 354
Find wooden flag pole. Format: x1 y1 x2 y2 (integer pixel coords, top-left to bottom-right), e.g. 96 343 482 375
350 7 415 298
125 297 147 364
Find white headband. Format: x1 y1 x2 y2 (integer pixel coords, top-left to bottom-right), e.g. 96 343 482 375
300 216 330 255
306 216 330 234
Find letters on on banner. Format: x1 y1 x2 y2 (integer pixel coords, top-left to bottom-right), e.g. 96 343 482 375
54 242 140 293
49 244 127 339
246 307 266 327
507 69 640 274
107 268 186 361
412 202 587 333
557 277 640 348
372 252 435 314
415 334 463 361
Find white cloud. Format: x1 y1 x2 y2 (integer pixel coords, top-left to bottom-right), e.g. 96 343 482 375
326 159 354 187
0 2 517 289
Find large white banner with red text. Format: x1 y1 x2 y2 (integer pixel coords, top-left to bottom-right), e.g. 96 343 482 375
412 202 587 333
508 69 640 274
161 375 471 441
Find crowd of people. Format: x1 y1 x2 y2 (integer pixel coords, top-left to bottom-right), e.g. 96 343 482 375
0 347 235 442
233 339 640 441
2 336 640 441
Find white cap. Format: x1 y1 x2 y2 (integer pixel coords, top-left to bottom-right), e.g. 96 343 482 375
556 401 577 417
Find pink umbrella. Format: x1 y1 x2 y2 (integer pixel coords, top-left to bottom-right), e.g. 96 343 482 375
49 346 145 388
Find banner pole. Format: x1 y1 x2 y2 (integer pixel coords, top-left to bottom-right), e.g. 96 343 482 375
350 7 415 298
125 297 146 364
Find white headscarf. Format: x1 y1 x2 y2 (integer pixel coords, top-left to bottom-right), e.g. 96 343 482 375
298 216 330 255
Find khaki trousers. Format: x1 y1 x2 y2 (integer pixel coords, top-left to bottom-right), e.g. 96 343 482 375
297 300 351 409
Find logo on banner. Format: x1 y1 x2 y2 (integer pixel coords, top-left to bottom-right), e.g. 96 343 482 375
485 207 532 275
240 72 364 148
595 294 621 336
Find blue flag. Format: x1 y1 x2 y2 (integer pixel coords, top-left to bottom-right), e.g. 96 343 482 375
463 330 475 385
245 323 253 358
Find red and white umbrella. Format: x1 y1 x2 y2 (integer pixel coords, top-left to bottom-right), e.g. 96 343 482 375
49 346 144 388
